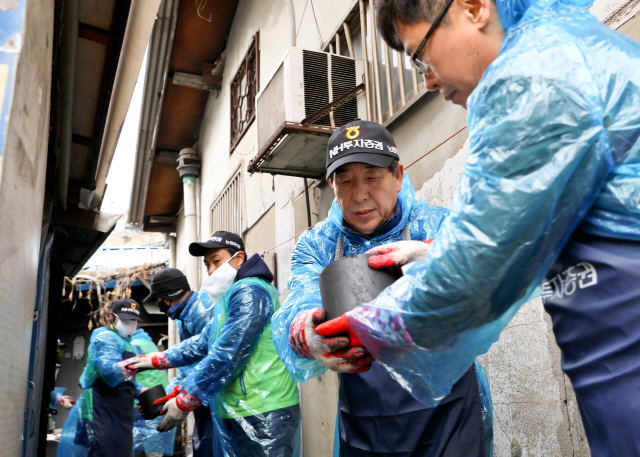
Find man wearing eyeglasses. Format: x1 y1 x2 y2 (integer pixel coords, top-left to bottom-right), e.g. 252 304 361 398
315 0 640 455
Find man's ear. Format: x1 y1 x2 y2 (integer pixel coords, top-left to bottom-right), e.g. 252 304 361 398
327 177 336 194
457 0 493 31
395 164 404 193
232 251 246 269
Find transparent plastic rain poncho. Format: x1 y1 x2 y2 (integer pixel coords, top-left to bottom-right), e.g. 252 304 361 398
165 289 215 392
164 269 300 457
57 327 144 457
341 0 640 407
131 329 176 456
272 173 493 452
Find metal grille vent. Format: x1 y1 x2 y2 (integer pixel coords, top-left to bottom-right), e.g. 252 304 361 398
303 50 331 126
257 64 285 150
331 55 358 127
211 171 243 236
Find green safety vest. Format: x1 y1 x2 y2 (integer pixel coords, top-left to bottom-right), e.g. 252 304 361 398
213 277 299 419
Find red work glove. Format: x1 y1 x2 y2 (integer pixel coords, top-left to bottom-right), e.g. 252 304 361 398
366 239 434 269
316 313 376 369
289 308 372 373
153 385 183 407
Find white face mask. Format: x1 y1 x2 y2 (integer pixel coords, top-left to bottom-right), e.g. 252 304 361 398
203 253 239 302
115 319 137 337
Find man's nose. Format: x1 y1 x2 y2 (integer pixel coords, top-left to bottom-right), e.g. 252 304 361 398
352 184 369 202
424 72 440 92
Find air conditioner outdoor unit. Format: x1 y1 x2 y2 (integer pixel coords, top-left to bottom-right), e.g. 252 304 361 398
249 47 365 178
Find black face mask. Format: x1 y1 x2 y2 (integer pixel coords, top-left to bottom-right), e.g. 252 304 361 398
157 300 171 314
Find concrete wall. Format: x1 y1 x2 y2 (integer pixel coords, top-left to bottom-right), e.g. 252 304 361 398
0 0 54 455
171 0 640 456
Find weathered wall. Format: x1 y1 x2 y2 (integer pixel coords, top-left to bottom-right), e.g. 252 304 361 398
0 0 54 455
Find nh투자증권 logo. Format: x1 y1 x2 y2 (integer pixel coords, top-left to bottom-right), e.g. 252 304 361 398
346 126 360 140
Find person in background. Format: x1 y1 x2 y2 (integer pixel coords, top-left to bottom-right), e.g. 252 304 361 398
127 231 301 457
142 268 215 457
272 120 492 457
316 0 640 455
131 328 176 457
57 299 145 457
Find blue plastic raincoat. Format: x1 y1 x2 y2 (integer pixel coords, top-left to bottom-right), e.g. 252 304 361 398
131 329 175 457
164 255 300 457
344 1 640 455
57 327 144 457
272 173 492 456
165 289 215 392
164 289 216 457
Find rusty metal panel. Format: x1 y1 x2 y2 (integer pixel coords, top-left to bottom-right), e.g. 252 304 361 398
145 160 183 216
169 0 238 74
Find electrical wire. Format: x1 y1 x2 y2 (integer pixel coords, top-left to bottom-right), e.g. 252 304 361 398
310 0 323 45
296 0 310 37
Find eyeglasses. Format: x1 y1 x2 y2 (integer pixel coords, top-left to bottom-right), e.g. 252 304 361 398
409 0 455 76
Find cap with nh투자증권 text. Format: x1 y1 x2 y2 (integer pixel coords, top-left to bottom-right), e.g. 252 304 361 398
189 230 245 257
326 119 400 179
111 298 142 321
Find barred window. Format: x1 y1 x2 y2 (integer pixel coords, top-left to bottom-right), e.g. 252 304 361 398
230 32 259 152
211 170 243 236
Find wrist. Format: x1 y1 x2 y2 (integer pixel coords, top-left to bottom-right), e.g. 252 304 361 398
151 352 173 369
176 390 202 412
289 311 314 359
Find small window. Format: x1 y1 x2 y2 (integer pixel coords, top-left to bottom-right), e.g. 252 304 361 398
211 170 243 236
230 32 260 152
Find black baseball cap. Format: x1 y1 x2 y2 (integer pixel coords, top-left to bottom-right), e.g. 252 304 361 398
112 298 142 321
189 231 245 257
326 119 400 179
143 268 190 303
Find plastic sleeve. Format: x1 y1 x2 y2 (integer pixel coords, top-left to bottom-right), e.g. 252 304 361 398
272 229 330 382
348 66 612 405
180 282 272 404
164 320 212 368
93 333 128 388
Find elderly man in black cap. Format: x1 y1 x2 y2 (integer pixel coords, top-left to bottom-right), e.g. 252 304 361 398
272 119 492 457
141 268 216 457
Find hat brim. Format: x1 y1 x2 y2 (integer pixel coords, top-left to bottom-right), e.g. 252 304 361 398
189 241 229 257
143 293 156 303
115 312 142 321
326 152 395 179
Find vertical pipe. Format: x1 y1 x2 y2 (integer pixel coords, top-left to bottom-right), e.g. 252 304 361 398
183 177 199 289
286 0 296 47
343 22 355 58
165 234 177 380
369 1 384 123
396 50 406 105
383 42 394 116
329 43 335 54
358 0 373 121
336 32 341 56
303 178 312 228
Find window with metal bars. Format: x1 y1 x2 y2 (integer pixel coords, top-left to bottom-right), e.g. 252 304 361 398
230 32 260 152
323 1 426 124
210 171 243 237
